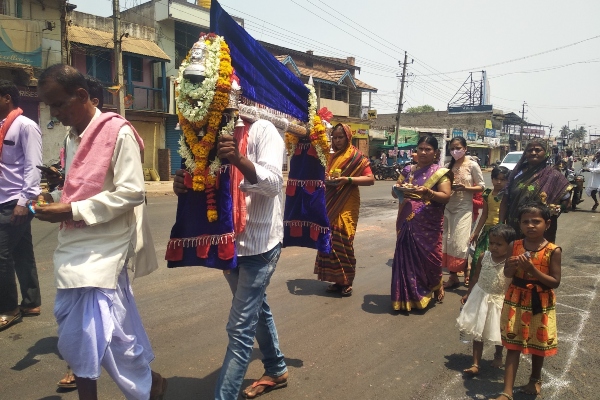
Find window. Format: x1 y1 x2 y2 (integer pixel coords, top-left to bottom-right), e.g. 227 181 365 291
123 55 143 82
86 51 112 84
320 84 332 100
0 0 9 15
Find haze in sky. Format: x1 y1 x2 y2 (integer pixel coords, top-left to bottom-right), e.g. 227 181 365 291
75 0 600 137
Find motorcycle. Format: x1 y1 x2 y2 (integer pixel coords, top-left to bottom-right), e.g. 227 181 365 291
567 168 586 210
373 162 403 181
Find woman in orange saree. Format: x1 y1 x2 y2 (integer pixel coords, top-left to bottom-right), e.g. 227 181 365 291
314 124 374 296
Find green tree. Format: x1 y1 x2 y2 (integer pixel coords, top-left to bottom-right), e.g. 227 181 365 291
571 126 587 142
406 105 435 113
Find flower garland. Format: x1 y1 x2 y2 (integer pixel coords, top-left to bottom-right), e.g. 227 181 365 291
177 34 233 194
284 84 329 166
285 132 299 156
309 115 329 167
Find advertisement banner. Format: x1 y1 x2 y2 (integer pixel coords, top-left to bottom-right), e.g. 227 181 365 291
331 121 370 139
0 17 42 67
467 131 477 141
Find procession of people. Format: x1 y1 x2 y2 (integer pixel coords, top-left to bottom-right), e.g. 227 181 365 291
0 4 587 400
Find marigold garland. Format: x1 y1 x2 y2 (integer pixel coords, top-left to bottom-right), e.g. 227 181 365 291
176 34 233 223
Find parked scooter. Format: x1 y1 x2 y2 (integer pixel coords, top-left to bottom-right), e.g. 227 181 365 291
374 162 403 181
567 168 586 210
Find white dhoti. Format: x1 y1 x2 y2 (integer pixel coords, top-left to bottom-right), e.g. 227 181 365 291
54 266 154 400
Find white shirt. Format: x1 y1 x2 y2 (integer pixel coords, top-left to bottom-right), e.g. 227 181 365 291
588 159 600 189
52 109 157 289
236 120 284 257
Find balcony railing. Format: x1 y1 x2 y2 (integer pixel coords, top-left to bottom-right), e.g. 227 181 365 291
102 82 167 112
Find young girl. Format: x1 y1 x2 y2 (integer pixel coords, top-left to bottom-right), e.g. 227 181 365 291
457 224 516 376
466 166 509 286
494 203 562 400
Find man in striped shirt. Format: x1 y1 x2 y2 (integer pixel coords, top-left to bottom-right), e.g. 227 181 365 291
174 119 287 400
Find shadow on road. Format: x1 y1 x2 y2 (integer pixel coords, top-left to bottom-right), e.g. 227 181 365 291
11 336 61 371
165 354 303 399
385 258 393 267
286 279 341 298
361 294 395 315
572 254 600 265
444 352 505 398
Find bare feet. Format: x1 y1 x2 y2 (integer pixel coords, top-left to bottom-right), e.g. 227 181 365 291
243 372 288 399
491 356 503 368
443 275 460 289
463 364 480 376
520 378 542 395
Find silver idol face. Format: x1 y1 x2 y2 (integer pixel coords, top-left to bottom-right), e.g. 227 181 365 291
183 40 208 83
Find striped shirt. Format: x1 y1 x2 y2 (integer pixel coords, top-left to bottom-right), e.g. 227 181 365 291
236 120 284 257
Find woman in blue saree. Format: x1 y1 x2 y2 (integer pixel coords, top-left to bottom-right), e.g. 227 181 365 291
391 136 452 311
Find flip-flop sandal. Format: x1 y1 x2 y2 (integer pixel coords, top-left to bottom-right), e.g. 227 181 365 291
0 311 22 332
57 372 77 389
20 306 41 317
341 286 353 297
518 378 542 395
242 379 288 399
494 392 513 400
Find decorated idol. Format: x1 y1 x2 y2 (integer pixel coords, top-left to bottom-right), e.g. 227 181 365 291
166 7 332 270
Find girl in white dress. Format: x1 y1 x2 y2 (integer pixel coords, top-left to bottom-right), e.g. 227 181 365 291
457 224 516 375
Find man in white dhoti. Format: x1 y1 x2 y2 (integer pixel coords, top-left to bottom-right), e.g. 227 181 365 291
35 64 167 400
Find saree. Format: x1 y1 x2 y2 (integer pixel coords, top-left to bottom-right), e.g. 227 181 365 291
314 125 370 286
391 164 451 311
442 158 485 272
505 158 570 242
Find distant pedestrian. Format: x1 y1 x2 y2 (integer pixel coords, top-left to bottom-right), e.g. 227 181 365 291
380 150 388 166
586 150 600 211
457 224 516 376
494 202 562 400
0 79 43 332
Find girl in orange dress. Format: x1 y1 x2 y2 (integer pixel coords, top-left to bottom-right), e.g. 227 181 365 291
494 202 562 400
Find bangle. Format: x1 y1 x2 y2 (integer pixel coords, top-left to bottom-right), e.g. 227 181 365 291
348 177 353 184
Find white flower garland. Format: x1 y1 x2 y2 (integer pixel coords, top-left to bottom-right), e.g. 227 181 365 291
305 84 317 133
176 36 223 123
178 135 196 172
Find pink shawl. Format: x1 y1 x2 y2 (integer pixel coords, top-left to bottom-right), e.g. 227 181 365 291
61 112 144 226
231 122 248 235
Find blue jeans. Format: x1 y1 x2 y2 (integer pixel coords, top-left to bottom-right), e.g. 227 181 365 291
214 243 287 400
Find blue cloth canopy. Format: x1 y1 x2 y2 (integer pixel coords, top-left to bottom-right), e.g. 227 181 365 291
210 0 309 122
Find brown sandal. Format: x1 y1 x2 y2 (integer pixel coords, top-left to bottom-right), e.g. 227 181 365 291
57 369 77 389
340 286 353 297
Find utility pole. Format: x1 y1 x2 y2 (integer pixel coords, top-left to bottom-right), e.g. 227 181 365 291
113 0 126 116
59 0 68 64
518 101 527 150
394 51 409 162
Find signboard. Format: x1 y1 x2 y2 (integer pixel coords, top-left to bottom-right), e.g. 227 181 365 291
368 109 377 119
485 120 493 129
331 121 370 139
360 106 369 120
484 128 497 138
0 17 42 67
467 131 477 141
448 105 493 114
452 129 464 138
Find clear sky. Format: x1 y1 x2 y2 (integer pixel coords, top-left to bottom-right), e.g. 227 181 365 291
75 0 600 137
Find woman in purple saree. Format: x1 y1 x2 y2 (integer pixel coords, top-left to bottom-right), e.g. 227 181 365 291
391 136 452 311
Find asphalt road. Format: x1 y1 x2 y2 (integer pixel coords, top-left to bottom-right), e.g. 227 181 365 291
1 171 599 400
